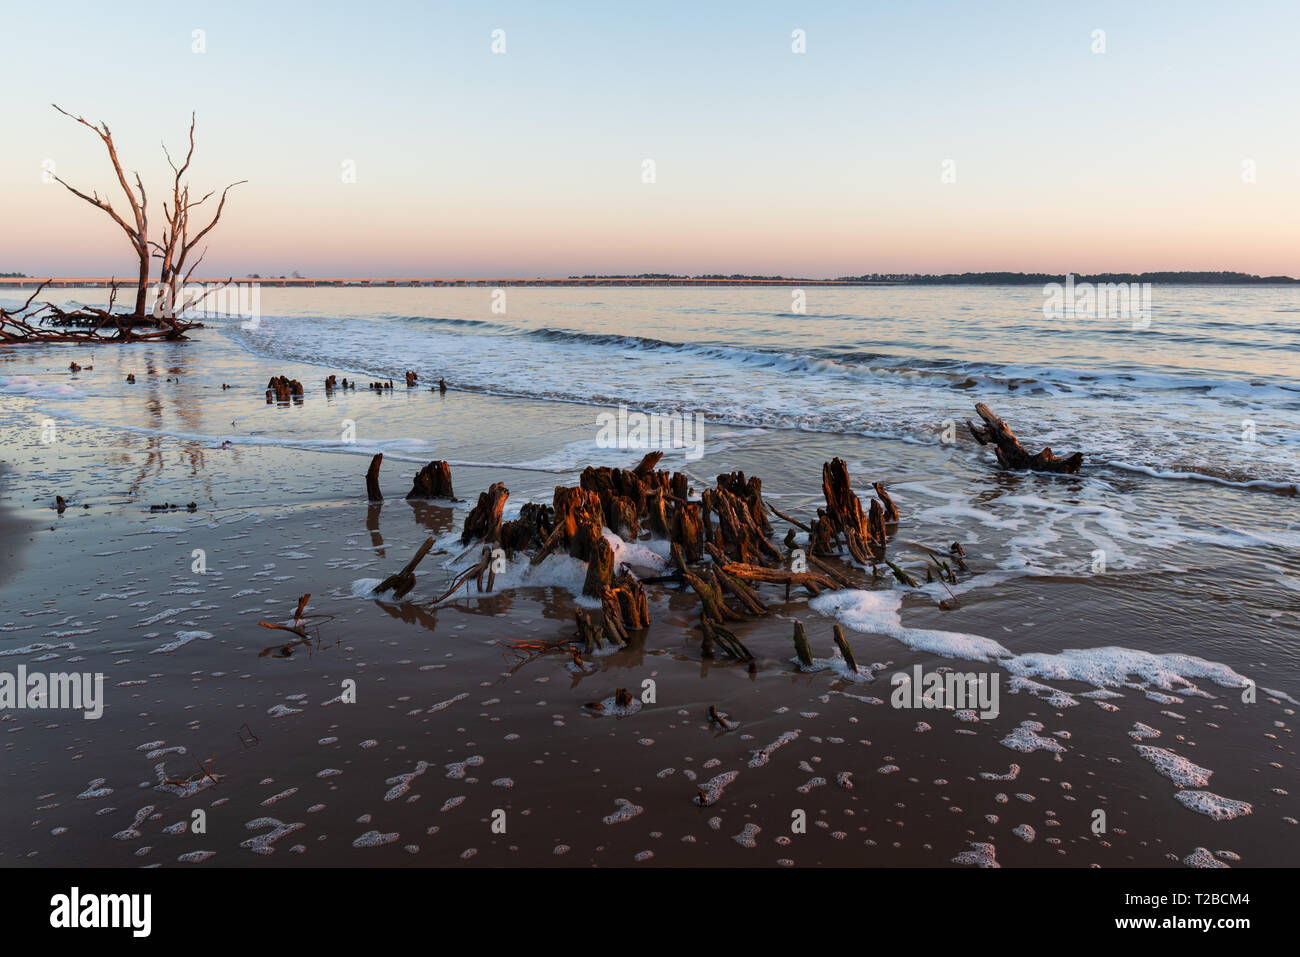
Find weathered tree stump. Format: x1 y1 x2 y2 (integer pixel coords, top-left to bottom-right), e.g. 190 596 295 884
602 492 639 540
601 572 650 632
967 402 1083 473
810 457 877 564
365 453 384 502
832 624 858 672
718 471 773 538
672 501 704 562
702 486 782 566
633 450 663 476
576 608 604 653
406 460 454 500
500 502 555 552
792 620 814 667
583 535 616 597
460 482 509 545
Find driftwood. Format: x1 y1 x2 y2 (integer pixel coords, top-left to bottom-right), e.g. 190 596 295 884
700 614 753 661
0 279 212 344
406 460 454 499
720 561 835 596
708 705 731 730
967 402 1083 473
365 453 384 502
256 594 335 657
426 547 494 605
375 537 435 599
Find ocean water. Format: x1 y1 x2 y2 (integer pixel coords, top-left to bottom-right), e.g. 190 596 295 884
218 284 1300 487
1 284 1298 865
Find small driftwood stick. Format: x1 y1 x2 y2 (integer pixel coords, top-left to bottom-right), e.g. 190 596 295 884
766 500 811 532
708 704 731 730
375 536 435 599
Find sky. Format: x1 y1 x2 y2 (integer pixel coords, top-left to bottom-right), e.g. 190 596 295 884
1 0 1297 278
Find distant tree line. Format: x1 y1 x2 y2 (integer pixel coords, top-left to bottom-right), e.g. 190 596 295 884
569 271 1298 284
838 271 1300 284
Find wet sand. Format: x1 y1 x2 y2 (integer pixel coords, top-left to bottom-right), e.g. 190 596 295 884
0 335 1296 868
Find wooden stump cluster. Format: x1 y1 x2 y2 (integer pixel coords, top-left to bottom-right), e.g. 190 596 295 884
266 375 303 402
448 448 906 658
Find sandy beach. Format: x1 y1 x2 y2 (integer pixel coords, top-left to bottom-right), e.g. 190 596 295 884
1 299 1295 868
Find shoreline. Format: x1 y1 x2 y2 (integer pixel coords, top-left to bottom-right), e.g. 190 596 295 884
0 326 1296 868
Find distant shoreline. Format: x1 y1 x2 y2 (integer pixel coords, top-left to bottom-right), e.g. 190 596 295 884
2 271 1297 289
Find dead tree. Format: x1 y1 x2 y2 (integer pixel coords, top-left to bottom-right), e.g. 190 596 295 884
50 105 152 318
1 106 244 344
967 402 1083 474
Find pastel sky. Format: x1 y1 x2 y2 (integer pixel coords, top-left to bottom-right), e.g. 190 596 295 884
1 0 1297 278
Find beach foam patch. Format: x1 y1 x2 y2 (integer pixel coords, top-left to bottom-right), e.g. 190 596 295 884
809 590 1010 662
